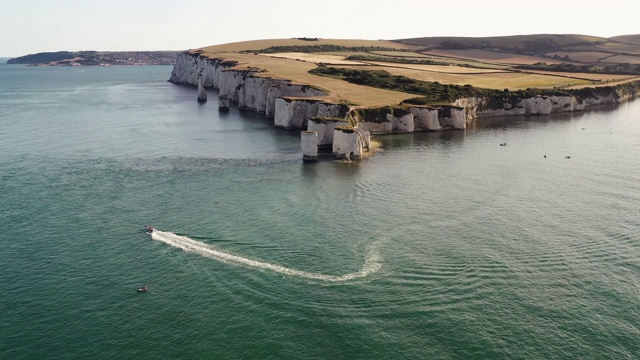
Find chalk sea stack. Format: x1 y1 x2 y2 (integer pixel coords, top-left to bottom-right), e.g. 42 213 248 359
197 77 207 103
218 94 229 111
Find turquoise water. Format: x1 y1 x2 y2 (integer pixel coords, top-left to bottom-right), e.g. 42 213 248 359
1 64 640 359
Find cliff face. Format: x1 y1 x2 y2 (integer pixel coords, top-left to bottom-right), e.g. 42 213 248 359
274 98 321 129
453 85 640 120
238 76 274 113
352 106 466 135
170 53 228 87
170 52 327 124
333 128 364 160
410 107 440 131
235 76 329 116
219 69 249 103
308 118 350 147
391 108 414 133
301 131 318 161
438 106 466 129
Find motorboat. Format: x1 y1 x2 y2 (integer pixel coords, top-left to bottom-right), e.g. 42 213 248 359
137 285 148 292
143 225 154 234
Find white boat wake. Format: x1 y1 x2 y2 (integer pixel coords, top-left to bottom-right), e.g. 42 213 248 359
150 230 381 282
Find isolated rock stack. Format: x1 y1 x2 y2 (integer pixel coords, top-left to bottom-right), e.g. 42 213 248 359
218 95 229 111
197 77 207 103
301 131 318 162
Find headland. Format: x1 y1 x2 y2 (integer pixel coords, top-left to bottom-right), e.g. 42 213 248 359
168 35 640 160
8 51 180 66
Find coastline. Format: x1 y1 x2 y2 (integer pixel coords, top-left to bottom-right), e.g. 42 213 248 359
169 51 640 136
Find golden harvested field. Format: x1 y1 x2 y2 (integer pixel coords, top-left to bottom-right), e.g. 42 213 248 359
365 62 507 74
317 51 371 57
520 70 636 82
565 76 640 89
199 38 420 53
442 72 590 90
371 52 509 69
600 55 640 64
423 49 564 65
592 42 640 55
196 37 640 106
332 65 590 90
425 58 507 70
546 51 612 63
214 52 417 106
566 43 640 55
367 51 435 58
259 53 362 65
258 52 510 70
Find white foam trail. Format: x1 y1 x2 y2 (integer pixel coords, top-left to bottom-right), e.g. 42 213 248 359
150 230 381 282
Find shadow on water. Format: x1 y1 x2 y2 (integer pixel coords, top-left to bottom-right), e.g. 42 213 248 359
373 130 467 149
300 153 363 180
472 104 620 131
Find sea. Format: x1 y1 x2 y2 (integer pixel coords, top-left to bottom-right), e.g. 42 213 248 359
1 59 639 359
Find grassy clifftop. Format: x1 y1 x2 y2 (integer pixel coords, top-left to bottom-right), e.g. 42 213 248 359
193 35 640 107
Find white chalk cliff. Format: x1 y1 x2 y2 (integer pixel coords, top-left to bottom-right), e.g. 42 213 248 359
332 127 364 160
301 131 318 161
170 53 327 126
308 118 350 148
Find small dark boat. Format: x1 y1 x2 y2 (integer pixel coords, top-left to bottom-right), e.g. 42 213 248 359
137 285 148 292
143 225 154 234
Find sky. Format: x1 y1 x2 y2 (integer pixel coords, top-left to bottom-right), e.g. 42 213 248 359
1 0 638 57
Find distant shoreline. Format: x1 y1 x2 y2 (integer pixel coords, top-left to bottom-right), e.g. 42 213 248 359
7 51 181 66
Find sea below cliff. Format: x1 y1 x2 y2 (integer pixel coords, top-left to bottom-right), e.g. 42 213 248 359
1 63 639 359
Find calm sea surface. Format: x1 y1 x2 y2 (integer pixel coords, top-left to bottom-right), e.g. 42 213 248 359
1 63 639 359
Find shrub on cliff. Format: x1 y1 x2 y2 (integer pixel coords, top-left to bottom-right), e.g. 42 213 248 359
350 107 393 123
